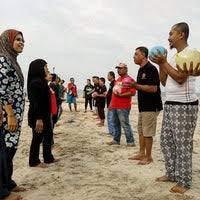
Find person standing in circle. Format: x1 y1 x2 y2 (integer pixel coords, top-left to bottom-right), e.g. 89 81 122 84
106 71 115 136
66 78 78 112
27 59 57 168
107 63 136 146
150 22 199 194
83 79 94 112
129 46 162 165
0 29 25 198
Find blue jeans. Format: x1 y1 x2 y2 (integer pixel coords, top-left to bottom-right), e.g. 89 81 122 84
107 109 114 135
112 108 134 144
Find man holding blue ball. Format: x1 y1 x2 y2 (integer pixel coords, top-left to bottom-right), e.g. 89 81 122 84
150 22 199 194
129 46 162 165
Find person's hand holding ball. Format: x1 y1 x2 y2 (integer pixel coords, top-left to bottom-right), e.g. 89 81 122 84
149 46 168 65
149 45 200 76
175 49 200 76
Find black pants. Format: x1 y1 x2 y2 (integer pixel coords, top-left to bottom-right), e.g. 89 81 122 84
5 147 17 190
85 98 92 110
29 121 54 167
0 129 10 198
97 106 105 120
57 104 63 120
52 114 58 128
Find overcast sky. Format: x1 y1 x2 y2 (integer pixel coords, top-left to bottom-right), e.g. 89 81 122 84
1 0 200 91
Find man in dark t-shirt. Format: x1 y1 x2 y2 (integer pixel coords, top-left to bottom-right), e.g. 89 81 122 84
106 71 115 136
83 79 94 112
96 77 107 126
92 76 100 116
129 46 162 165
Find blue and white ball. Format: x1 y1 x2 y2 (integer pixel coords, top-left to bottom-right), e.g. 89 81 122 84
149 46 167 59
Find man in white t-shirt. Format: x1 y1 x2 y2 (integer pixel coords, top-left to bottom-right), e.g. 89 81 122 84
150 22 200 194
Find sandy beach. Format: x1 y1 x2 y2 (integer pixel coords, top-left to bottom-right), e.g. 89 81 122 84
12 97 200 200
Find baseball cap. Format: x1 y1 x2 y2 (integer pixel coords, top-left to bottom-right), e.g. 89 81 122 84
115 63 127 69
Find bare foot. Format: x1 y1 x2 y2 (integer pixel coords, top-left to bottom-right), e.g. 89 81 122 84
55 123 61 127
106 141 120 146
4 193 22 200
127 143 136 147
12 186 27 192
52 158 60 163
46 158 61 164
48 158 60 164
137 158 153 165
128 154 145 160
170 184 189 194
155 175 173 182
97 123 104 127
34 162 47 168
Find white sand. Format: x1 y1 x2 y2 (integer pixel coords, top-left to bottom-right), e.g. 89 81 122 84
13 98 200 200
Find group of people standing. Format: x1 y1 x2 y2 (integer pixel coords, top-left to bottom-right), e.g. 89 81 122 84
83 57 161 154
83 22 200 194
0 21 200 200
83 74 115 128
0 29 68 200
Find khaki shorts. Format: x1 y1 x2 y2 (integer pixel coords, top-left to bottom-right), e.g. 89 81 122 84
137 112 160 137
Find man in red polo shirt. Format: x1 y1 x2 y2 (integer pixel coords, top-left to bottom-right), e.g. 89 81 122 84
107 63 136 146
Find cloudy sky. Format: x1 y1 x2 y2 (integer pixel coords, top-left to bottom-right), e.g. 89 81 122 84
1 0 200 91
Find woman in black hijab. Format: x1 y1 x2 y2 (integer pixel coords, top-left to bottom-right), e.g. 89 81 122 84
27 59 56 167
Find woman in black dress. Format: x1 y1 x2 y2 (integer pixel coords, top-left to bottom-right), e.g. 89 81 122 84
27 59 56 167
